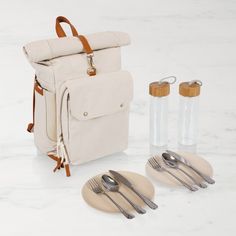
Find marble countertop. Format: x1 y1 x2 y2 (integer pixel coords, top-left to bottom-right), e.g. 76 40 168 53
0 0 235 235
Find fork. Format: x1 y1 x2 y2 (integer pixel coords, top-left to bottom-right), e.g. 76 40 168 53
88 178 135 219
148 157 198 191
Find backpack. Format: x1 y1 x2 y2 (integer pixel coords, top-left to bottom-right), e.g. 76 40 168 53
24 16 133 176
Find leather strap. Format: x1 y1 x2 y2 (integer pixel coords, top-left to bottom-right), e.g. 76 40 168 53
35 82 43 95
77 35 93 54
55 16 79 38
65 164 71 177
55 16 96 76
27 76 43 133
55 16 93 54
48 153 71 177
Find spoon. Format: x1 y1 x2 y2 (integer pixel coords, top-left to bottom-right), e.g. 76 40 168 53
162 153 207 188
101 175 146 214
166 150 215 184
148 156 198 191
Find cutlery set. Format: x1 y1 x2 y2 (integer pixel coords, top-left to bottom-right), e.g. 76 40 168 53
86 151 215 219
88 170 158 219
148 150 215 191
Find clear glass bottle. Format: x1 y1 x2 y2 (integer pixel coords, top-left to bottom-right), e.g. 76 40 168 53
178 80 202 152
149 76 176 153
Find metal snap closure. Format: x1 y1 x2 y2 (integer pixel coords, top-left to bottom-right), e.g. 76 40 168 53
83 112 88 116
120 103 124 108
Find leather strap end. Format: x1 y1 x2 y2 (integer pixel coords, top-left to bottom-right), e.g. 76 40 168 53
78 35 93 54
53 157 62 172
27 123 34 133
34 83 43 96
48 154 59 162
65 164 71 177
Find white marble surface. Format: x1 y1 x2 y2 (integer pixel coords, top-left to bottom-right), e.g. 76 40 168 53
0 0 236 235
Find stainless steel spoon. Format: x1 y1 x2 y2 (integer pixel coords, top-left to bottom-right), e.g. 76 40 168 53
88 178 134 219
101 175 146 214
162 153 207 188
166 150 215 184
148 157 198 191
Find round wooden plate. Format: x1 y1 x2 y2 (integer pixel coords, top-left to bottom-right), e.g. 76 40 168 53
82 171 155 213
146 152 213 187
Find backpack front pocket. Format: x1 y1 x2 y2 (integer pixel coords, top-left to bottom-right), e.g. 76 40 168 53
59 71 133 164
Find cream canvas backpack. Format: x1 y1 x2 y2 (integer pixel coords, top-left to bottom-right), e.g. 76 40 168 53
24 16 133 176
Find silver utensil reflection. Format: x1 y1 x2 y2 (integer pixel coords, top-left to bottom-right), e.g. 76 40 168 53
101 175 146 214
166 150 215 184
162 153 207 188
88 178 135 219
109 170 158 210
148 157 198 191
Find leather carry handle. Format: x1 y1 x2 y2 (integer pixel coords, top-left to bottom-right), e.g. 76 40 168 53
55 16 79 38
55 16 96 76
55 16 93 53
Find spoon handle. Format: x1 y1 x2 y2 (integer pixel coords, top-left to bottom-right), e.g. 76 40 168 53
163 167 198 191
129 186 158 209
103 192 134 219
178 167 207 188
188 165 215 184
118 191 146 214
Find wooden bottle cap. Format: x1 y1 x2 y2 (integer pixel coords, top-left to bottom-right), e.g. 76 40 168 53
149 82 170 97
179 81 201 97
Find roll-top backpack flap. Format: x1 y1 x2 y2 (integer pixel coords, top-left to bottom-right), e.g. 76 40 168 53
23 31 131 91
60 71 133 164
23 31 130 64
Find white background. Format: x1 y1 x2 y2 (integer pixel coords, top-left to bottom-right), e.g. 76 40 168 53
0 0 236 235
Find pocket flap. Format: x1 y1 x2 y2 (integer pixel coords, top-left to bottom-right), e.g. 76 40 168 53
65 71 133 120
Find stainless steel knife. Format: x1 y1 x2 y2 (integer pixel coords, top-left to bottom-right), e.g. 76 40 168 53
109 170 158 209
166 150 215 184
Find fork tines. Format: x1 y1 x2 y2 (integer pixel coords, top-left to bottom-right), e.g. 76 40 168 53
148 156 161 169
88 178 103 194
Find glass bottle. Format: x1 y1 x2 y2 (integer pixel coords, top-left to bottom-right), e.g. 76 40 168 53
149 76 176 153
178 80 202 152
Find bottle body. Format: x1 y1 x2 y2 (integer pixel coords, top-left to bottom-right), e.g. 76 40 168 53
178 95 199 148
149 95 168 148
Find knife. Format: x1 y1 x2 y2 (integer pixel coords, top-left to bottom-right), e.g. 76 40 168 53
166 150 215 184
109 170 158 209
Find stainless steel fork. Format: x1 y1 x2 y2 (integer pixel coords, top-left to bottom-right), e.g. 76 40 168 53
148 157 198 191
88 178 135 219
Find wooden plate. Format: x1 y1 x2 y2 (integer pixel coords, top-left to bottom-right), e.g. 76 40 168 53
146 152 213 187
82 171 155 213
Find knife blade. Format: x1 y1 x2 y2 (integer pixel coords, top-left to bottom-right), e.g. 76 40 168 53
109 170 133 187
109 170 158 209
